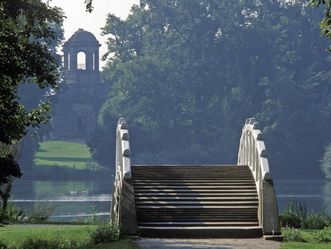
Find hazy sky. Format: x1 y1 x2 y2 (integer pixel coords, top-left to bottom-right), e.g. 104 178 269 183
47 0 138 67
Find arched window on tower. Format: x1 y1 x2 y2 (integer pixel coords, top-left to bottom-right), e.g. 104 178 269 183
77 51 86 70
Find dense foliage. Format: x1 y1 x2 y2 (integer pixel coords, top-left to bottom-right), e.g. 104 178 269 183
0 0 63 182
280 201 331 229
310 0 331 49
89 0 331 179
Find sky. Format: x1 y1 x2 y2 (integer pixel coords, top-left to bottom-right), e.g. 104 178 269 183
46 0 138 67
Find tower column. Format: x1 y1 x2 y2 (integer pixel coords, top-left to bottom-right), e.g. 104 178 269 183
70 49 77 70
94 50 99 72
86 50 94 71
63 49 68 70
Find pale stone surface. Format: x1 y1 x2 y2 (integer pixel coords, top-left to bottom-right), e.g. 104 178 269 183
136 238 281 249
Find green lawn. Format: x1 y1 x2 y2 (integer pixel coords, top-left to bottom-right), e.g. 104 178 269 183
281 228 331 249
281 242 331 249
0 225 139 249
0 225 95 247
34 140 98 170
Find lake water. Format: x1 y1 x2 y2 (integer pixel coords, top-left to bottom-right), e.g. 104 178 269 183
10 178 331 222
274 179 331 215
11 180 112 222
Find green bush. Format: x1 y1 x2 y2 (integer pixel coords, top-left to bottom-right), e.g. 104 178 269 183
313 228 331 243
280 212 301 228
283 228 306 242
1 202 25 223
0 241 8 249
280 201 306 228
89 224 119 244
20 238 78 249
27 203 55 223
20 238 58 249
302 213 330 229
280 201 331 229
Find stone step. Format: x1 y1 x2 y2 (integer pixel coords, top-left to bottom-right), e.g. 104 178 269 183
135 196 258 201
134 189 257 193
136 209 258 214
132 164 260 238
135 201 258 205
135 192 258 197
133 182 256 186
137 218 259 222
136 205 258 209
139 221 259 226
133 179 255 183
138 226 263 238
132 165 253 179
134 185 256 190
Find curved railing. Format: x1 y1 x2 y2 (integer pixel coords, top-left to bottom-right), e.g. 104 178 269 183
111 118 137 234
115 118 131 180
238 118 281 237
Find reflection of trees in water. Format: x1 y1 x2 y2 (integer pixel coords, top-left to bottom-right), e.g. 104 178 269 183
323 181 331 215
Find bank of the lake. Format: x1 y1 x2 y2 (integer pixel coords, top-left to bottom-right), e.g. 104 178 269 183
0 225 139 249
2 225 331 249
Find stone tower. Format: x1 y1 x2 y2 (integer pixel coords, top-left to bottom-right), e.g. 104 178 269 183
52 29 109 140
63 28 101 84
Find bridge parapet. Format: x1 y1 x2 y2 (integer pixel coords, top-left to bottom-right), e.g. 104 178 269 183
238 118 281 238
111 118 137 235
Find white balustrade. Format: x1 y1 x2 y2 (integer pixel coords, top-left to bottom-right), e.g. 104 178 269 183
238 118 281 237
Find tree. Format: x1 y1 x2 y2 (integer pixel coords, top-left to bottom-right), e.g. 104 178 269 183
0 0 63 184
309 0 331 49
95 0 331 178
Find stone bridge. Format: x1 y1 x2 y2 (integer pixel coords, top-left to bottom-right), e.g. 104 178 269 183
111 118 281 240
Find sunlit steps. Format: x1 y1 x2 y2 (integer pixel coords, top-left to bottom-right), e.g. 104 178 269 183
131 165 262 238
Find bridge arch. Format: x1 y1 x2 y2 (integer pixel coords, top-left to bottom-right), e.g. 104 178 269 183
111 117 281 239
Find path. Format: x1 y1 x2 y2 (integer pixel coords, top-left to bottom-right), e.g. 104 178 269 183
136 238 281 249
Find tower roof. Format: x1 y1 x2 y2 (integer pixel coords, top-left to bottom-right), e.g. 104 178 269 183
63 29 100 48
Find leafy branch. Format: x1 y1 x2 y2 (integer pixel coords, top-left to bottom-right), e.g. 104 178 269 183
309 0 331 49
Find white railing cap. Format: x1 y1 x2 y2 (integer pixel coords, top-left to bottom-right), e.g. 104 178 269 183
241 118 271 180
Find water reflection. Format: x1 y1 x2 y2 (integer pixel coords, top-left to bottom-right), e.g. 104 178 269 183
10 178 331 221
11 180 112 222
274 179 331 215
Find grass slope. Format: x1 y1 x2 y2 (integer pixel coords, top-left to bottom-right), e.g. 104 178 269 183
281 228 331 249
0 225 95 247
34 140 95 170
0 225 139 249
282 243 331 249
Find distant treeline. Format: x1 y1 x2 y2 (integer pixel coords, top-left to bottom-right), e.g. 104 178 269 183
88 0 331 179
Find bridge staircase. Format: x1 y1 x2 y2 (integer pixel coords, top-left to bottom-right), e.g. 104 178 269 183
111 118 281 240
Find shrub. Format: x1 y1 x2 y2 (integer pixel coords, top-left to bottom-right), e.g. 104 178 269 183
302 212 330 229
280 212 301 228
20 238 58 249
1 202 25 222
20 238 78 249
313 228 331 243
280 201 331 229
0 241 8 249
280 201 305 228
89 224 119 244
27 203 55 223
283 228 306 242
